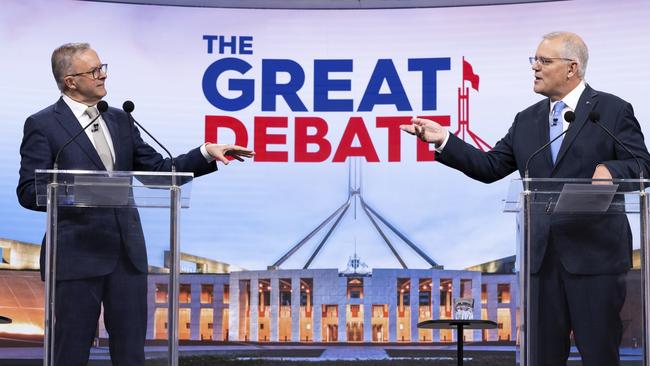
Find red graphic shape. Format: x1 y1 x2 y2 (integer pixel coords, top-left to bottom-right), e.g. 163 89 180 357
456 57 492 152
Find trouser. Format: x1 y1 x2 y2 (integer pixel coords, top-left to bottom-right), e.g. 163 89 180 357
54 251 147 366
530 240 626 366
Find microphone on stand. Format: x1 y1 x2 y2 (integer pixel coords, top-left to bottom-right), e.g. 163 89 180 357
54 100 108 170
122 100 176 173
588 111 645 191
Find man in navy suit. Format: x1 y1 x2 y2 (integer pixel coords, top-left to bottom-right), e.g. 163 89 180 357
17 43 254 366
401 32 650 365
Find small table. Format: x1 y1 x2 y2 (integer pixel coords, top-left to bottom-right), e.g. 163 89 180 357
0 316 12 324
417 319 497 366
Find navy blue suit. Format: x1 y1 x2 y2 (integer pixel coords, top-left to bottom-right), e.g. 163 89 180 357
17 98 217 365
436 85 650 365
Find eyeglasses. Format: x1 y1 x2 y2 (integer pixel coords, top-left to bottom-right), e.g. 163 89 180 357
66 64 108 79
529 57 574 66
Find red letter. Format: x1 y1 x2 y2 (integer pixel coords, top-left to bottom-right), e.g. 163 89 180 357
254 116 288 162
205 115 249 146
332 117 380 162
416 115 450 161
295 117 332 162
376 116 412 162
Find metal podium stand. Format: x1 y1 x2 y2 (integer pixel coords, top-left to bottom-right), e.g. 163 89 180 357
504 178 649 366
418 319 497 366
35 169 193 366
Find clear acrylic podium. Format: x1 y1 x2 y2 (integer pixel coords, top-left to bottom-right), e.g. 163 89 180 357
35 169 194 366
504 178 650 366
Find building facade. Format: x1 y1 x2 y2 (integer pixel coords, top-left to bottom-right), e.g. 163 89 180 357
137 268 518 343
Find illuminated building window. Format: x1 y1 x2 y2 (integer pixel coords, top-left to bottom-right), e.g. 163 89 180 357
258 279 270 342
460 279 472 298
223 284 230 304
155 284 168 304
154 308 168 339
201 284 213 304
299 278 313 342
347 278 363 300
321 305 338 342
179 284 191 304
396 278 410 342
371 304 388 342
279 278 292 342
179 309 191 340
481 284 487 304
497 284 510 304
439 278 453 342
418 278 432 342
497 308 511 341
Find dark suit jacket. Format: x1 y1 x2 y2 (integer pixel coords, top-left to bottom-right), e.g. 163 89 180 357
17 98 217 280
436 85 650 274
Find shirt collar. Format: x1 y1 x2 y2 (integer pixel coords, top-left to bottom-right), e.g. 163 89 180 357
61 94 97 119
550 80 585 112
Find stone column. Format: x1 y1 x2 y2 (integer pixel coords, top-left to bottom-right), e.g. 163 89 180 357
363 277 372 342
388 274 397 342
510 279 518 342
229 276 240 341
487 282 498 341
291 274 301 342
249 276 259 342
472 275 482 341
338 277 347 342
214 281 223 341
270 276 279 342
312 275 322 342
431 276 441 342
452 276 461 342
190 281 201 340
410 275 419 342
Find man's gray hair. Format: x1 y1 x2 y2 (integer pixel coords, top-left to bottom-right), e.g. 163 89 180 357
51 43 91 92
543 32 589 79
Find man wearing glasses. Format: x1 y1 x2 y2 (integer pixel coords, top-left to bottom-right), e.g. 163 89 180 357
401 32 650 365
17 43 254 366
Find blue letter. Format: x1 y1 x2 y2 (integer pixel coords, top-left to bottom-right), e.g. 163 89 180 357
262 59 307 112
239 36 253 55
358 59 411 112
202 58 254 111
408 58 451 111
219 36 237 54
203 35 219 54
313 59 353 112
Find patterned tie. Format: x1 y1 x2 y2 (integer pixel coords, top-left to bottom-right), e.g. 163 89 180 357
549 101 566 164
85 106 114 171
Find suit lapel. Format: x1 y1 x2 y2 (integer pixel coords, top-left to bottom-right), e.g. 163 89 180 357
53 98 105 170
552 86 598 172
536 101 554 169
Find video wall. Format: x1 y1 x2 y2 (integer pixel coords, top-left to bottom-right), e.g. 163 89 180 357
1 0 648 270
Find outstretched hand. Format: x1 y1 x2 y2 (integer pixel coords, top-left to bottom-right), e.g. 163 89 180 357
399 117 448 146
205 143 255 165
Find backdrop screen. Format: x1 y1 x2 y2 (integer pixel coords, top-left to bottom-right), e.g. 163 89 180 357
1 0 648 270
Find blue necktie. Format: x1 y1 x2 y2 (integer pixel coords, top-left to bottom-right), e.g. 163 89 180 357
550 101 566 164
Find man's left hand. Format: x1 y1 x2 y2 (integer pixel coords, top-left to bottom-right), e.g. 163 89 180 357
592 164 613 185
205 143 255 165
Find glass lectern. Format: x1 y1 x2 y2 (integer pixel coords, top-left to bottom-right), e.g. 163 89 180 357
35 169 193 366
505 178 649 366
